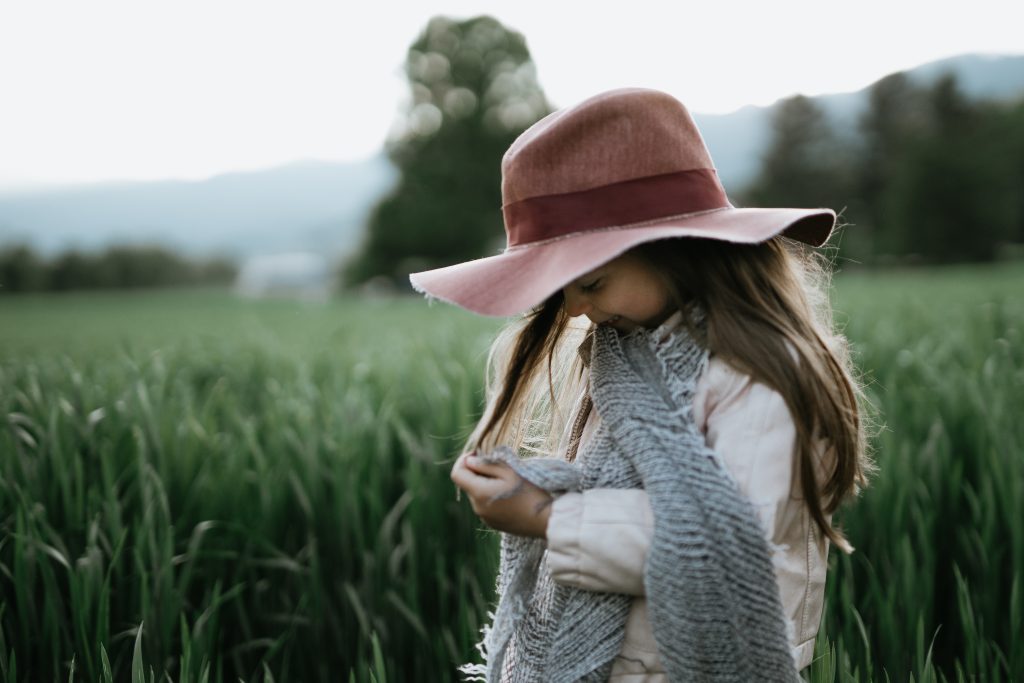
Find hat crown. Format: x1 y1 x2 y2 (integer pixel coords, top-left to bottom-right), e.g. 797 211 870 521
501 88 718 205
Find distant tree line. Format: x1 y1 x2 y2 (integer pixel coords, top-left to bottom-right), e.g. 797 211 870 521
0 244 237 294
741 72 1024 265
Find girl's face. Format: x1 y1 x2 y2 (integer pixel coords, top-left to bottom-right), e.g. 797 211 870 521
561 251 676 332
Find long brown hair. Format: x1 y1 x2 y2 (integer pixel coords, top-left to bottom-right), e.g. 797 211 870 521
466 235 875 554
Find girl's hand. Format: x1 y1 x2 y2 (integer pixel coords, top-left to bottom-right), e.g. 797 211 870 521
450 452 554 538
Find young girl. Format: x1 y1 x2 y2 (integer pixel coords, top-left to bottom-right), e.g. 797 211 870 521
411 88 873 682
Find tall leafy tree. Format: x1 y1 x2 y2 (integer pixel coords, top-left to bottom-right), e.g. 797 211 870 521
855 71 932 257
0 245 44 292
885 75 1022 262
740 95 854 217
344 15 551 287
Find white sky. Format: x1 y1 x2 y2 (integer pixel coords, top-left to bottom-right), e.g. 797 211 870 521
1 0 1022 190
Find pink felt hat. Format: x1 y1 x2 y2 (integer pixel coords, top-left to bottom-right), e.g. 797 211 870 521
409 87 836 317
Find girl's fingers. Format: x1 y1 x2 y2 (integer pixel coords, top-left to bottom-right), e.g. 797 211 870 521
458 475 506 501
452 453 487 479
452 456 485 486
453 458 519 498
453 457 500 489
451 454 480 489
464 455 510 477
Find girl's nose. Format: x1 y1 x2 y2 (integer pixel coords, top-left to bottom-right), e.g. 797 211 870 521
563 289 591 318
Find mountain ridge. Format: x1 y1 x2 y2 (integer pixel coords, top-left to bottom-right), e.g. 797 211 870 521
2 52 1021 260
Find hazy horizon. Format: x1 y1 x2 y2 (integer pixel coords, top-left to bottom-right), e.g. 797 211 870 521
2 0 1023 191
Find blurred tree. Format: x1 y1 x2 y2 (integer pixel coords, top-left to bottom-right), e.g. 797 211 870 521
342 15 551 288
854 71 933 258
98 246 192 288
0 245 45 293
885 75 1023 262
741 73 1024 266
739 95 855 219
49 250 99 291
196 257 239 286
1008 98 1024 247
0 244 238 293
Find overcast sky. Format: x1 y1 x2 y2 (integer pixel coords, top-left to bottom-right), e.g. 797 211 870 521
1 0 1021 190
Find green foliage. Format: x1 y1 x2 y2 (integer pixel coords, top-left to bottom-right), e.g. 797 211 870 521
342 15 551 288
0 263 1022 680
741 73 1024 266
0 291 501 681
0 246 44 293
849 71 933 260
805 262 1024 680
0 244 238 294
882 79 1024 263
743 95 856 215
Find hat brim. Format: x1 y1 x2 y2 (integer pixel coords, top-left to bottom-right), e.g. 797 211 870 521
408 207 836 317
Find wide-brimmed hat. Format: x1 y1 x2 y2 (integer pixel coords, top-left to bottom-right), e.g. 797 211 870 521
409 87 836 317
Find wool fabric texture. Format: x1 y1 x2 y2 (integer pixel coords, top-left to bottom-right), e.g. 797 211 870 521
459 317 799 682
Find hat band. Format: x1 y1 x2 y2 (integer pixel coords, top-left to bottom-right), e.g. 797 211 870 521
502 168 729 248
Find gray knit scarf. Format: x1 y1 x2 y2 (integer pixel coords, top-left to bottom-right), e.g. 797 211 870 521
458 317 799 682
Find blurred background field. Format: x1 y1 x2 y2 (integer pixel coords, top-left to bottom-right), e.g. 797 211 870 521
1 261 1022 681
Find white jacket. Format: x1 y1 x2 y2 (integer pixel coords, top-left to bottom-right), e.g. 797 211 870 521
543 314 833 678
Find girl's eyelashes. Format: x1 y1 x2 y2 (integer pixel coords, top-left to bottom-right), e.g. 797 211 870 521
581 278 602 293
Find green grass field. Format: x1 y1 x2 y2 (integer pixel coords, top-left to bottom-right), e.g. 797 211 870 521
1 262 1021 682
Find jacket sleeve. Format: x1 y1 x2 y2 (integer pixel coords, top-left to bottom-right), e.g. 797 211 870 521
544 357 799 596
545 488 653 596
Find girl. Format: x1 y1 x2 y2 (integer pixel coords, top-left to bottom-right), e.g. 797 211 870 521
411 88 873 682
